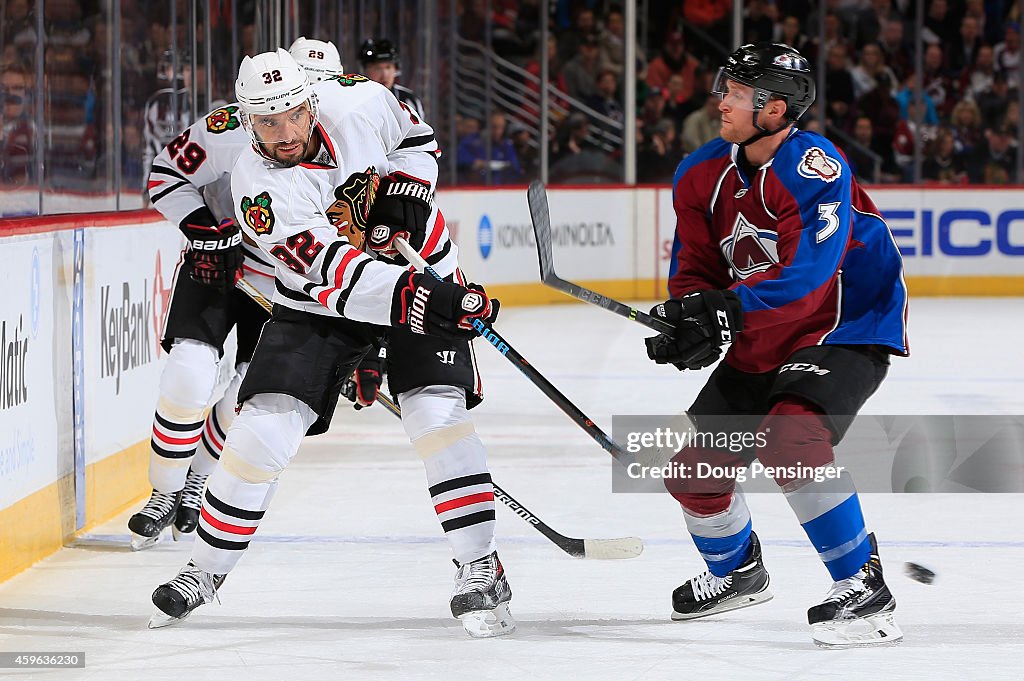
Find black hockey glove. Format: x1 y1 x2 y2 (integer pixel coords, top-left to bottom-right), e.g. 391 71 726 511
182 216 244 288
392 272 499 341
644 290 744 370
366 173 433 261
342 343 386 409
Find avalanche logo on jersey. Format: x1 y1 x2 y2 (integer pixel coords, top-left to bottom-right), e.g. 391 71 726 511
797 147 842 183
205 105 241 134
721 212 778 279
240 191 276 235
326 167 380 248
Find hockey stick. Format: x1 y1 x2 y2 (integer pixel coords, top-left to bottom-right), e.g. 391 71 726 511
393 236 634 467
371 391 642 560
235 276 642 559
526 181 675 336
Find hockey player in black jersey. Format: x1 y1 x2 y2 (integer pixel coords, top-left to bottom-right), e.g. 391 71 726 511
359 38 426 120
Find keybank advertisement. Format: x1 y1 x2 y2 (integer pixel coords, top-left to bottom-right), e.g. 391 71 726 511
83 224 182 466
0 234 65 510
441 189 635 284
656 187 1024 280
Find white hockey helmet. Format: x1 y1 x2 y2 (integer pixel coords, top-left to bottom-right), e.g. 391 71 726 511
289 36 344 81
235 48 318 147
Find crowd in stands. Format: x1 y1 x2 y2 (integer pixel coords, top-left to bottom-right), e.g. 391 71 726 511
453 0 1024 186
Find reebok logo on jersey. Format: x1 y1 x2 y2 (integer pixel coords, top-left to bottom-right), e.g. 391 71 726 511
779 362 831 376
240 191 275 235
797 147 842 183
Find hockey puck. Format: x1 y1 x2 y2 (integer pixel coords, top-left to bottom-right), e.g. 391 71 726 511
904 562 936 584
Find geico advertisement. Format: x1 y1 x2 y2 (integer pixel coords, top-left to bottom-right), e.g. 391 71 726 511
439 189 632 284
84 223 182 464
0 235 65 509
657 187 1024 279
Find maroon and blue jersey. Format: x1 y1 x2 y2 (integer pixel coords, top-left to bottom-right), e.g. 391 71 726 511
668 129 909 373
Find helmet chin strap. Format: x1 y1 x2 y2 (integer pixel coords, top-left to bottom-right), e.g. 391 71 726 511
739 109 792 147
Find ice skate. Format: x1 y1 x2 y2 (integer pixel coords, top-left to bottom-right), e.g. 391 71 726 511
128 489 181 550
808 533 903 648
450 551 515 638
172 467 209 540
149 561 226 628
672 531 773 620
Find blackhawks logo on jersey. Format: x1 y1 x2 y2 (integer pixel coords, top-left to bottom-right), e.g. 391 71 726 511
330 73 370 87
240 191 275 235
326 167 380 249
206 105 241 134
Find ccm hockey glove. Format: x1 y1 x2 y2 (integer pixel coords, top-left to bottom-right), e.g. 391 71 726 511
392 272 499 340
182 215 244 287
645 290 744 370
365 174 432 260
342 342 386 409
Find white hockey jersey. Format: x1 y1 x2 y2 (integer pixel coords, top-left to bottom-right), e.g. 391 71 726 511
229 75 456 326
147 102 278 296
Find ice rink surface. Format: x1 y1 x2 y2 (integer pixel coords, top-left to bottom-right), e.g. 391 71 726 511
1 298 1022 681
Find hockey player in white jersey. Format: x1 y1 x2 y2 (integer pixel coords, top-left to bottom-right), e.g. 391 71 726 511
150 49 514 638
130 39 349 551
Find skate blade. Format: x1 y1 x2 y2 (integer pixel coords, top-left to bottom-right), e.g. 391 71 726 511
130 533 162 551
171 526 195 541
671 588 774 621
148 609 188 629
459 603 516 638
811 612 904 649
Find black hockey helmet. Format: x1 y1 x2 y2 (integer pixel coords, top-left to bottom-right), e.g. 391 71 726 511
713 42 815 123
359 38 398 66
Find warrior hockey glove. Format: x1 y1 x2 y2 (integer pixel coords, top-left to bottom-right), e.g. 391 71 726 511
366 174 433 261
182 216 244 288
645 290 744 370
342 343 386 409
392 272 499 341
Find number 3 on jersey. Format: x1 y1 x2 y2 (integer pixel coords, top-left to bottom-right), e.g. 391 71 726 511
816 201 841 243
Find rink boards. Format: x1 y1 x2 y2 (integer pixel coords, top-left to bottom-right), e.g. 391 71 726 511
0 185 1022 583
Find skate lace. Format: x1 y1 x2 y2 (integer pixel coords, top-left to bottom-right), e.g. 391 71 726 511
822 570 868 605
180 471 209 511
169 563 220 606
453 556 495 595
139 490 178 521
691 571 732 601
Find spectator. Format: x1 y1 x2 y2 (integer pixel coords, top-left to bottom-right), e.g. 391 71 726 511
845 115 881 183
949 15 983 77
922 0 957 46
0 66 35 184
776 15 811 55
949 99 984 156
562 32 602 101
645 31 700 97
456 111 523 185
637 117 680 183
878 20 912 83
976 72 1013 129
680 95 722 154
857 71 902 149
966 124 1018 184
743 0 777 44
587 69 624 126
960 44 997 103
922 127 967 184
851 43 897 99
920 44 954 119
663 73 700 130
994 24 1021 89
550 111 620 182
508 119 539 182
824 44 857 129
557 7 596 65
809 11 851 64
524 34 569 125
853 0 902 48
598 6 625 84
681 0 731 50
3 0 37 49
639 86 667 132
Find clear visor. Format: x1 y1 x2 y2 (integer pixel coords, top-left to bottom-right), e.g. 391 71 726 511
242 94 319 147
711 68 758 111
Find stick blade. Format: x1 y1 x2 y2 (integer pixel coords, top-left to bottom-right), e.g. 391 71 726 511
527 180 557 282
582 537 645 560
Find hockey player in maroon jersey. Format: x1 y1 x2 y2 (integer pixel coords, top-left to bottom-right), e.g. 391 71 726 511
645 43 908 647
